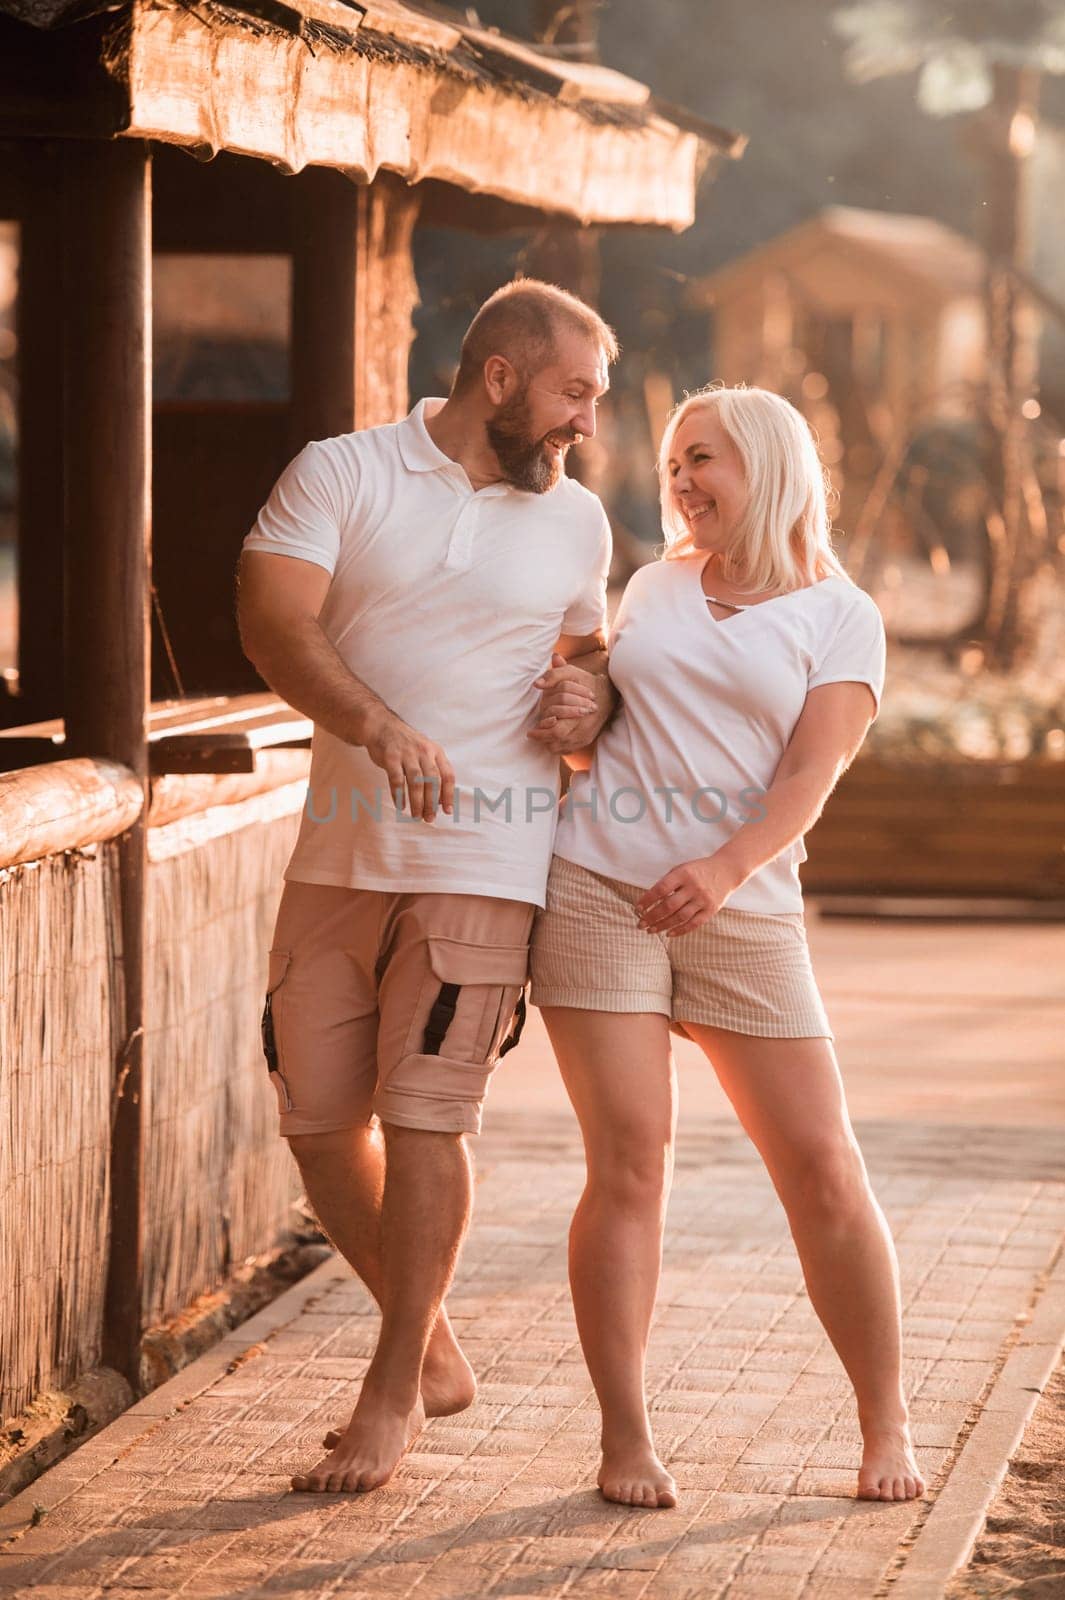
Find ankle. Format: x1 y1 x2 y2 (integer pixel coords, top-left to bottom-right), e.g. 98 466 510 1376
600 1422 656 1454
358 1371 422 1416
858 1406 911 1436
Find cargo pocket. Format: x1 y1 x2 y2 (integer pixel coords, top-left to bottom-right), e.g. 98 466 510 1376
261 948 294 1112
420 937 530 1070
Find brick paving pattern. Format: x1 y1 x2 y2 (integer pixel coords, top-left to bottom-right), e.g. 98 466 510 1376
2 1109 1062 1600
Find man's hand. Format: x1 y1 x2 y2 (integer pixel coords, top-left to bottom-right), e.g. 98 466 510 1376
361 709 455 822
534 654 600 722
635 854 742 937
528 653 612 755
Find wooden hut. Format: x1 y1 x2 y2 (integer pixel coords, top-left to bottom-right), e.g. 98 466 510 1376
0 0 742 1466
690 206 988 437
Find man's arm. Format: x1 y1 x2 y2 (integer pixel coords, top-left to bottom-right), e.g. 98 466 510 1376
237 550 454 821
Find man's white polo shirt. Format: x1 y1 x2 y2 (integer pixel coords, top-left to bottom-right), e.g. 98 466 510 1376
242 398 611 906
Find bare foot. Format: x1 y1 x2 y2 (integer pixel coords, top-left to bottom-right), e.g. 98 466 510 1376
420 1316 477 1417
293 1393 425 1494
322 1318 474 1452
599 1440 677 1509
857 1419 926 1501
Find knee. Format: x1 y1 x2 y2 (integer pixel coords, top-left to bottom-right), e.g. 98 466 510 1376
784 1137 869 1222
587 1135 673 1210
286 1123 377 1170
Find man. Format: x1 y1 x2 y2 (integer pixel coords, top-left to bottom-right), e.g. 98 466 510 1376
237 279 618 1494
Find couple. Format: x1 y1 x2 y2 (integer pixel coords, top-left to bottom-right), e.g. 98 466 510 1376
238 278 924 1510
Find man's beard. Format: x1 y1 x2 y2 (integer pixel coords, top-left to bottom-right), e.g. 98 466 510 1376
486 388 578 494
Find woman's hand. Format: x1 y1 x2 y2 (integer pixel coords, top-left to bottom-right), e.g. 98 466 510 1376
533 654 600 721
635 854 741 937
527 653 613 755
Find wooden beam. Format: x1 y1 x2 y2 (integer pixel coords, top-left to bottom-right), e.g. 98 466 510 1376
289 167 359 450
0 757 142 871
60 137 152 1387
355 174 420 429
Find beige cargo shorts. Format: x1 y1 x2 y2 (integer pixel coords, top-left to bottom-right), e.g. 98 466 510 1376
261 881 534 1136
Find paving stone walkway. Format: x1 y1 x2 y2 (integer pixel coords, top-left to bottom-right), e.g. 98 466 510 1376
2 913 1064 1599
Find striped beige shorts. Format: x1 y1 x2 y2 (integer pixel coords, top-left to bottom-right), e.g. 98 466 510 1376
530 854 833 1039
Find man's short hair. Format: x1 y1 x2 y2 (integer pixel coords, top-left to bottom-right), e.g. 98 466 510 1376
452 278 619 395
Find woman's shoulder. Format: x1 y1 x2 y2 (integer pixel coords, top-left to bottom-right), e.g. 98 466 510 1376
809 574 882 622
625 554 696 595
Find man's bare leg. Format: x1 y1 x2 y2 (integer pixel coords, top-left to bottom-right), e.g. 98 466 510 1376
291 1123 473 1493
287 1122 476 1421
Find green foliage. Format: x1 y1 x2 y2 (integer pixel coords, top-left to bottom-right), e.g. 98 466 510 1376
832 1 1065 114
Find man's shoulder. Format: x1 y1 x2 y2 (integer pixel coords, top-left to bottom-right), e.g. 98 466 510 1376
312 419 402 463
552 473 609 529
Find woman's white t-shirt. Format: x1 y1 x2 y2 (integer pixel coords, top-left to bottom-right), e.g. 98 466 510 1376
553 556 886 914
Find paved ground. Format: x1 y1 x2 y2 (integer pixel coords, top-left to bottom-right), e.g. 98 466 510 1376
2 908 1063 1599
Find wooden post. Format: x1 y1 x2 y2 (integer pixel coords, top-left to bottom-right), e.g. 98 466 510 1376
981 65 1039 666
9 142 66 726
61 137 152 1386
354 174 421 429
289 167 359 450
290 170 420 444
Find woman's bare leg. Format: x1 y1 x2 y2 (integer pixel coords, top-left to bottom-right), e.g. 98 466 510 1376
541 1007 678 1509
681 1023 924 1501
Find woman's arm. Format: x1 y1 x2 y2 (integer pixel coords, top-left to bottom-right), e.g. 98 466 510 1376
527 634 619 760
635 680 876 935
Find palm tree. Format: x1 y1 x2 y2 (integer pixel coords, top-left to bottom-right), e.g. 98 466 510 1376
832 0 1065 664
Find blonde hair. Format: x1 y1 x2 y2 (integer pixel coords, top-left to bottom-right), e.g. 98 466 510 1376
657 384 850 592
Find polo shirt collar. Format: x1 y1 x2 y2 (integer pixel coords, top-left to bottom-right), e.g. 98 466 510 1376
397 397 455 473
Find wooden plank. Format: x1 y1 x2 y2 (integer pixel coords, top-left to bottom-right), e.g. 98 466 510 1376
148 748 310 827
807 759 1065 898
60 136 152 1387
0 737 65 771
0 693 312 772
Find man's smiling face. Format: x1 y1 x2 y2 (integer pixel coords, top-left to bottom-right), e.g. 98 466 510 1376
486 329 609 494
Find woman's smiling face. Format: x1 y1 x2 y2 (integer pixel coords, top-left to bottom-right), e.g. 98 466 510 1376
668 407 748 552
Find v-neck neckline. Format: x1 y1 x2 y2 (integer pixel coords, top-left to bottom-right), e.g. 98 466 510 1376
694 556 834 627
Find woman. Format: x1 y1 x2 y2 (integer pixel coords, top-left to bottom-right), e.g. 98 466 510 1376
529 385 924 1510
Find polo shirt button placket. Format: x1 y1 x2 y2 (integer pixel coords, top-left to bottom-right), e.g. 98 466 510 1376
445 497 477 570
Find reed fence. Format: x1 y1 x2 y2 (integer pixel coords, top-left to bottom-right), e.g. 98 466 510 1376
1 756 308 1424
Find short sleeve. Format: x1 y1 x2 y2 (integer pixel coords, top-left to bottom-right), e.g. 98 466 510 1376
242 440 352 576
808 589 886 715
561 508 611 637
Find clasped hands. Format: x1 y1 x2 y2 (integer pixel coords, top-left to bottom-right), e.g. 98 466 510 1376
526 652 613 755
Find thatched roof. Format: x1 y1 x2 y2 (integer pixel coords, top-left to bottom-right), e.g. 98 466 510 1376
2 0 745 227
